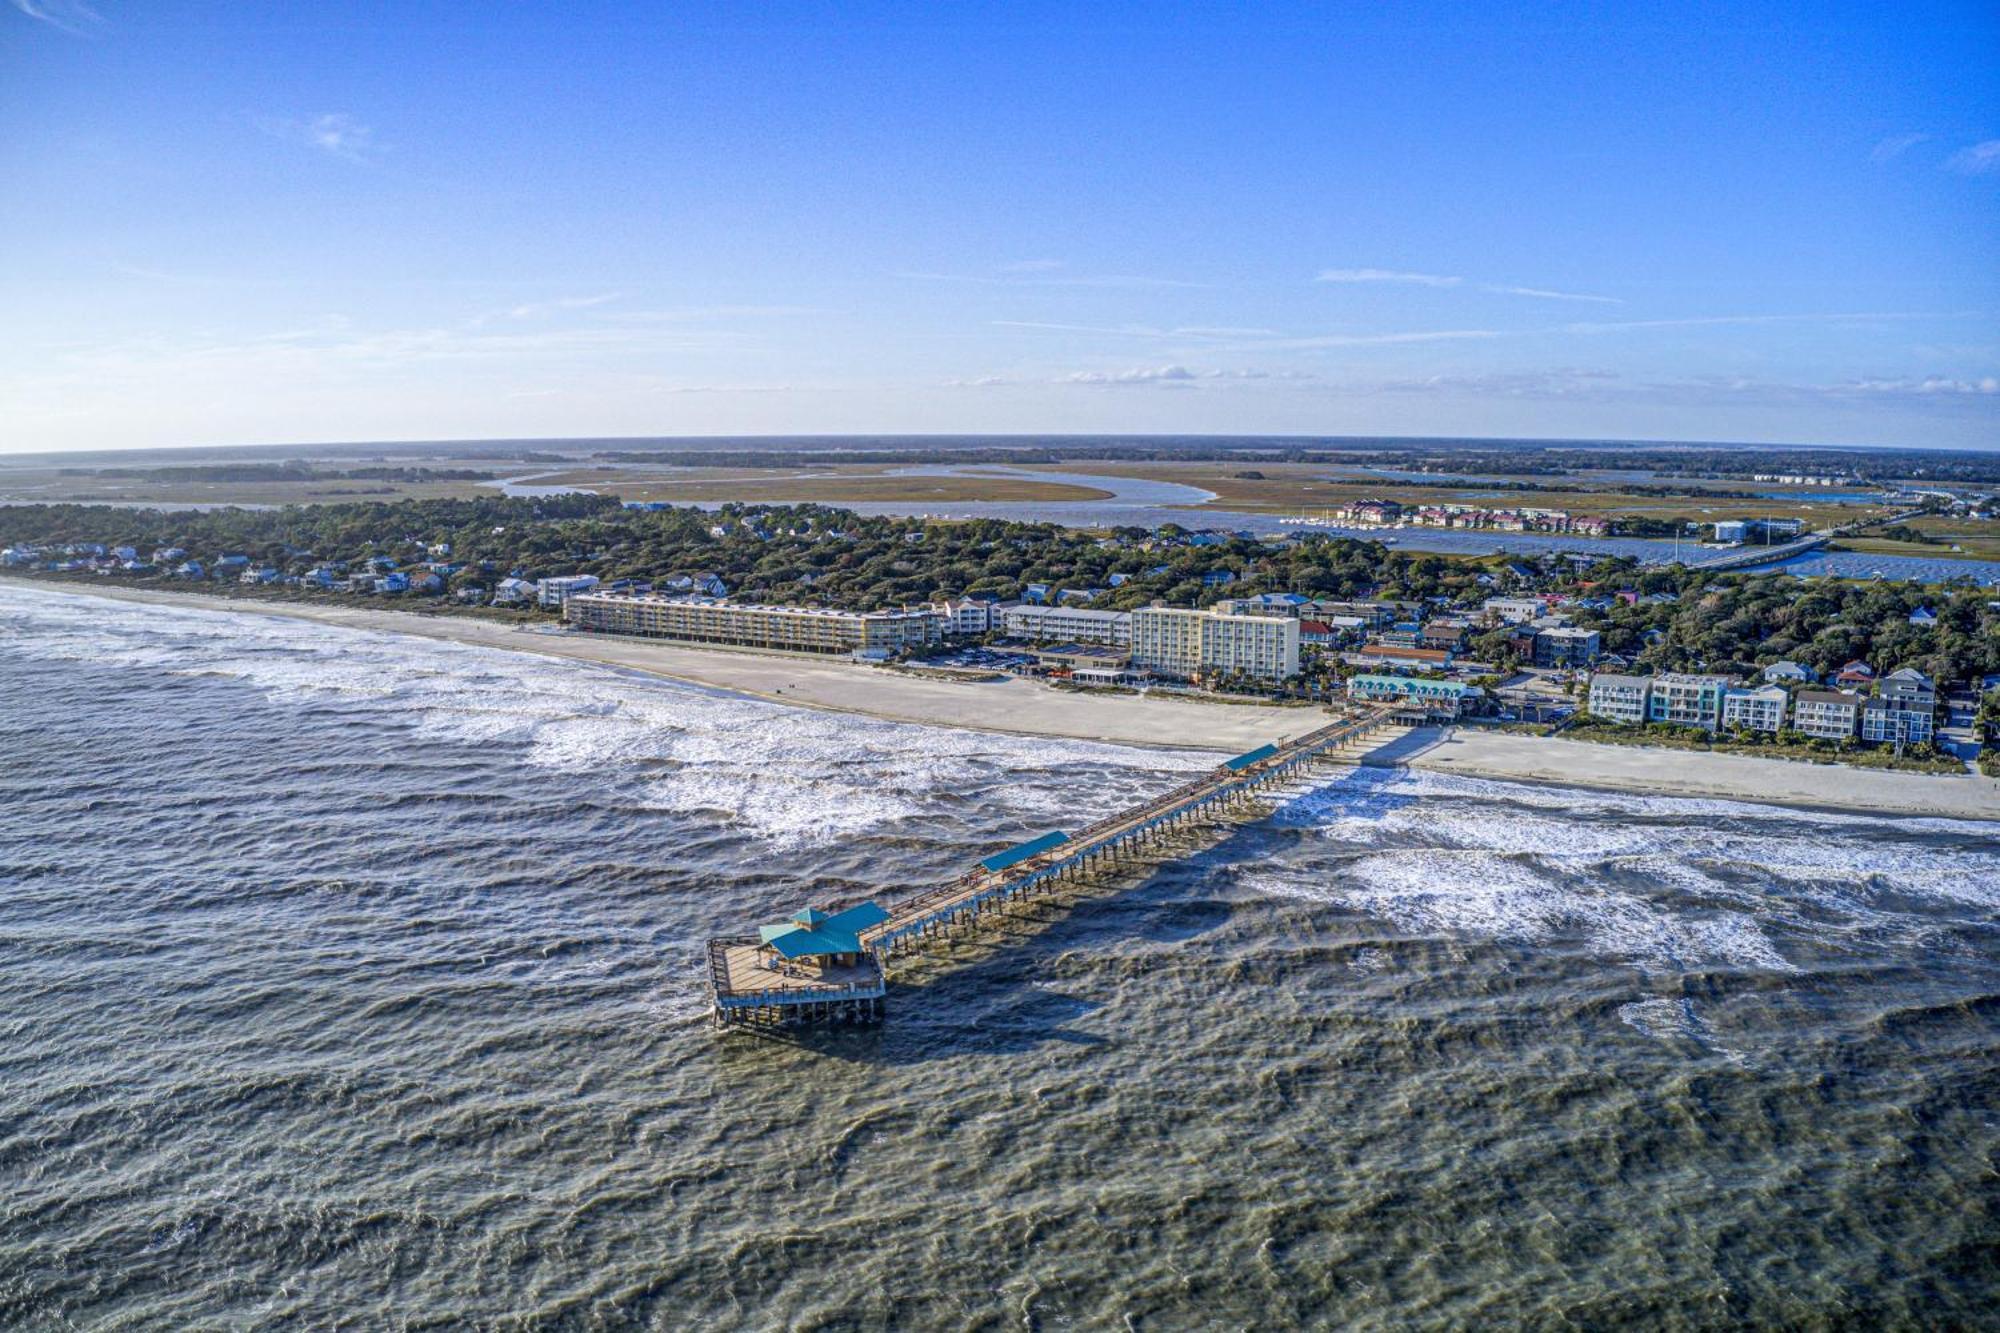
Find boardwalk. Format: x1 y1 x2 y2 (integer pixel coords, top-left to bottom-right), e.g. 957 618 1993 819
708 703 1401 1028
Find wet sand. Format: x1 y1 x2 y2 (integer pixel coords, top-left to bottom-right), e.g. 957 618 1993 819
13 578 1997 819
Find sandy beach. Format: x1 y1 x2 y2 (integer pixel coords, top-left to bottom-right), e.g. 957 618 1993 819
11 577 1998 819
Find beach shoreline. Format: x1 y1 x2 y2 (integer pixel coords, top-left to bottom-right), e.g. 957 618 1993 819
8 575 1996 820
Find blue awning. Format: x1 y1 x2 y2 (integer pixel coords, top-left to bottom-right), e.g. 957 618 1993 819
1223 743 1279 771
979 830 1070 873
757 900 891 959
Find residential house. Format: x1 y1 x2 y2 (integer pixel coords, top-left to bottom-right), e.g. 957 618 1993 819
1833 660 1876 689
1762 660 1817 685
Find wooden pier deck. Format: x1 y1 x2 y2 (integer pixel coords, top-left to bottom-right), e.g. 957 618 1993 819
706 703 1399 1028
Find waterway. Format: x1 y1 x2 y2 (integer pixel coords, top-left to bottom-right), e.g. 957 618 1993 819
2 582 1995 1326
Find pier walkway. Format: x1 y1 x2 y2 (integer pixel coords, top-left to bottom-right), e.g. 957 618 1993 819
709 703 1400 1028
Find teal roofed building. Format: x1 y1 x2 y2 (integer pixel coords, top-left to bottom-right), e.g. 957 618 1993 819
757 901 891 966
1346 673 1480 716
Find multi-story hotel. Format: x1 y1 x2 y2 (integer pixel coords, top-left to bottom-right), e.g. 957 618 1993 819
1647 673 1730 731
1720 683 1788 733
565 593 942 657
1001 603 1133 647
1130 605 1300 681
1587 672 1651 724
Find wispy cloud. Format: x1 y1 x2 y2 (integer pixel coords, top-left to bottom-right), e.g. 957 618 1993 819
897 268 1207 289
999 259 1066 273
1838 374 1999 396
991 319 1276 341
1945 140 2000 175
1559 310 1967 334
1316 267 1461 287
1871 132 1930 163
506 292 623 319
9 0 101 35
1483 284 1621 305
948 365 1308 389
257 113 380 163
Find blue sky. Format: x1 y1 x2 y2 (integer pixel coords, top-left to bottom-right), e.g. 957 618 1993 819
2 0 1996 452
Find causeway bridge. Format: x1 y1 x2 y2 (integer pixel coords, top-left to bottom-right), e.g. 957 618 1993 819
1678 508 1925 574
707 703 1401 1029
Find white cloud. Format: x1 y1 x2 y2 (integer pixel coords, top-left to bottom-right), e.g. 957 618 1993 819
1945 140 2000 175
896 269 1206 289
1840 375 1999 396
9 0 100 34
1483 284 1622 305
258 113 380 163
1316 267 1462 287
1871 132 1930 163
505 292 624 319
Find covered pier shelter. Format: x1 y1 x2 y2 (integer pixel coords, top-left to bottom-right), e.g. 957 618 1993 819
707 900 891 1028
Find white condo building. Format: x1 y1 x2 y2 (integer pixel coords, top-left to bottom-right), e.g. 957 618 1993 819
1792 689 1864 741
1001 603 1133 647
1130 605 1299 681
1587 673 1651 724
1720 684 1788 733
1647 673 1730 731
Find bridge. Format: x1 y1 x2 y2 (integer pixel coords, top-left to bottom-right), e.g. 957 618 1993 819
1678 509 1925 573
707 704 1402 1029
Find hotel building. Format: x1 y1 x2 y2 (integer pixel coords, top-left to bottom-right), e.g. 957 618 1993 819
565 593 942 657
1130 605 1300 681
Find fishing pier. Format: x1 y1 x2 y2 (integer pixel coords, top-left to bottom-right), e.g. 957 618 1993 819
707 704 1399 1030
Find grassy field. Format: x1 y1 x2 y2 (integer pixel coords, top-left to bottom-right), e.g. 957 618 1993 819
531 465 1115 505
1833 515 2000 563
0 468 495 507
1029 460 1892 528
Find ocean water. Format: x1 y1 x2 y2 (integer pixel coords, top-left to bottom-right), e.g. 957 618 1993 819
1 583 1996 1329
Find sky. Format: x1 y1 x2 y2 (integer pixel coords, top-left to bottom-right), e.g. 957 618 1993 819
2 0 1997 454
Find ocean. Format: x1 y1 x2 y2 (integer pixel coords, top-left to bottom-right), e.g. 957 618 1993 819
1 582 1995 1328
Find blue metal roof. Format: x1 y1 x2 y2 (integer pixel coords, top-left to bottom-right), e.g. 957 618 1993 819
980 830 1070 873
757 900 890 959
1223 743 1280 771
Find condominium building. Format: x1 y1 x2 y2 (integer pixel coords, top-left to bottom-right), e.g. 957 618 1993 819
1792 689 1864 741
1720 684 1788 734
1001 603 1133 647
1532 625 1601 668
1861 668 1936 745
1647 673 1730 731
1130 605 1300 681
1587 673 1652 725
565 593 942 657
931 598 1009 636
1481 596 1545 625
537 574 601 608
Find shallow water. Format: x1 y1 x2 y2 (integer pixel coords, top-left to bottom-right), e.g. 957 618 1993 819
1 583 1995 1328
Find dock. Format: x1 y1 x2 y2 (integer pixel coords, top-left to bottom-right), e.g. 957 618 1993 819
706 703 1402 1029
